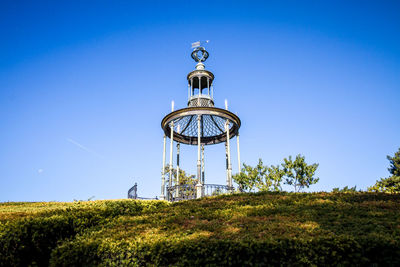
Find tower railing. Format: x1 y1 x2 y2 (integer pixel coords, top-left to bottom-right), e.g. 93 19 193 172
166 184 234 202
128 183 159 200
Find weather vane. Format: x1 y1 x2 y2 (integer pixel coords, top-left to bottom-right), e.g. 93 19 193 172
191 40 210 63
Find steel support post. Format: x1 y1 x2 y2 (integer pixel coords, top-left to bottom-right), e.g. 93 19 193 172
225 121 232 191
225 142 229 187
176 142 180 198
191 78 193 97
196 115 203 198
169 122 174 201
201 144 205 184
197 76 201 106
207 78 210 96
161 135 166 200
237 132 241 173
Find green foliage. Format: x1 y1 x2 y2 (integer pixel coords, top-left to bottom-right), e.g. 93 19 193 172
368 176 400 193
332 186 358 193
369 148 400 193
233 159 285 192
282 154 319 192
0 200 169 266
49 235 400 266
1 193 400 265
164 166 197 186
268 164 285 191
211 187 223 196
233 159 269 192
233 155 318 192
387 148 400 177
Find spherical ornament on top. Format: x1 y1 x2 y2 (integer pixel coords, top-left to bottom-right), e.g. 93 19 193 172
191 47 209 62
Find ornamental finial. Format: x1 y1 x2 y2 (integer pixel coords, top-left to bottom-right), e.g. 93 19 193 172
191 40 209 63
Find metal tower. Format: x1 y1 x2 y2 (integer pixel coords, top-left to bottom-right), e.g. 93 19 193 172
160 43 241 201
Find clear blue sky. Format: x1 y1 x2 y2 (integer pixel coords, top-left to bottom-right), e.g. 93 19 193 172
0 1 399 201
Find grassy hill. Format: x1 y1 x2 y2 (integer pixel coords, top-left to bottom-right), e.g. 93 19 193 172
1 192 400 266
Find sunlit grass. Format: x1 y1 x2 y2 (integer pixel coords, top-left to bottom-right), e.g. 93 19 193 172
1 192 399 265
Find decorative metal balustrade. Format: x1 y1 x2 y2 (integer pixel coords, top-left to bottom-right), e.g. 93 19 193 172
166 184 234 202
128 183 158 200
129 182 234 202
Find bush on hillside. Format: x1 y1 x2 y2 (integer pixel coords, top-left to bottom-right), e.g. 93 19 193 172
233 155 319 192
1 193 399 266
369 148 400 193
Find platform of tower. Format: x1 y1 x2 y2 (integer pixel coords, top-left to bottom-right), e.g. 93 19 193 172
160 43 241 201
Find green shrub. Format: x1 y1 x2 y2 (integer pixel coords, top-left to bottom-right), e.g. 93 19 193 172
0 200 168 266
1 194 400 266
49 235 400 266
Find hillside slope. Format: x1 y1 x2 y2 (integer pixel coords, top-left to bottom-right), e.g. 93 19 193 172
1 192 399 266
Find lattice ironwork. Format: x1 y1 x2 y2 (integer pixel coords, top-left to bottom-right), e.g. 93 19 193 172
188 97 214 107
161 107 240 145
166 184 234 202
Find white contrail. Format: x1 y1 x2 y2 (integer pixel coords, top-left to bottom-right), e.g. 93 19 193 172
66 138 104 159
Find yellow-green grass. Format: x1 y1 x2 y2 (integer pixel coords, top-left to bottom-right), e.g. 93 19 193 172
1 192 399 266
0 199 138 221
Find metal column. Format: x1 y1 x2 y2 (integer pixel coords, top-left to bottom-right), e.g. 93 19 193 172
197 76 201 106
161 135 166 200
225 121 232 190
176 142 180 198
191 78 193 97
225 142 229 187
207 78 210 96
224 100 232 190
201 144 205 184
237 132 241 173
168 122 174 201
196 115 203 198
